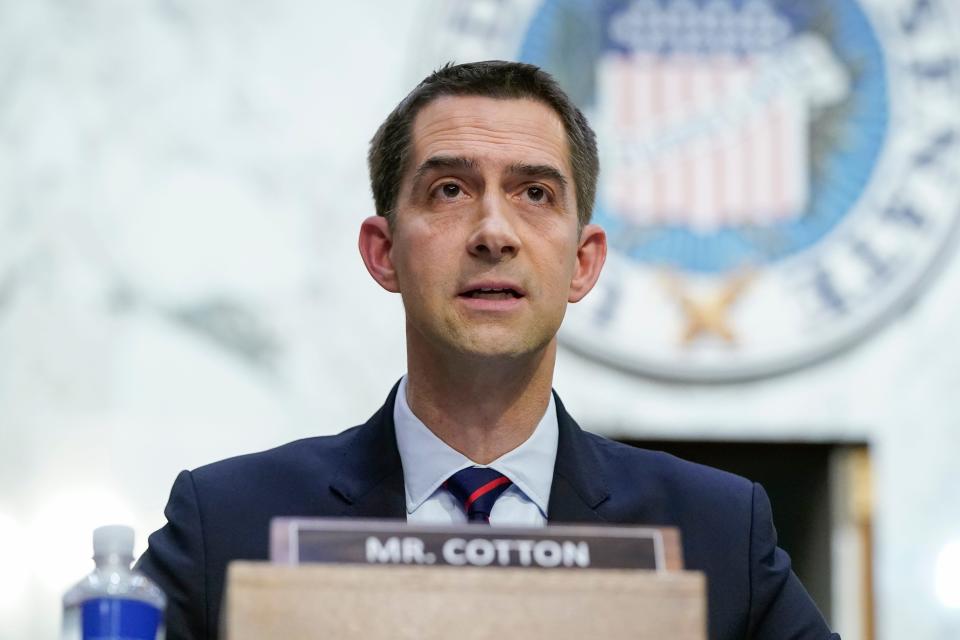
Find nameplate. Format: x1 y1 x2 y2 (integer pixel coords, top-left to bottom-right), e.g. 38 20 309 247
270 518 682 571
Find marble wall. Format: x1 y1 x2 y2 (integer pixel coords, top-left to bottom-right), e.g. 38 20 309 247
0 1 957 638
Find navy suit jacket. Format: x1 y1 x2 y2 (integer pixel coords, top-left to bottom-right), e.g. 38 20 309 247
137 384 838 640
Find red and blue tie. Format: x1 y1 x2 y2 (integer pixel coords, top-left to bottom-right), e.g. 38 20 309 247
445 467 513 523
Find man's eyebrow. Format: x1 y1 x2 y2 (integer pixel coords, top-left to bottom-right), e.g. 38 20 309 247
411 155 478 187
506 162 568 196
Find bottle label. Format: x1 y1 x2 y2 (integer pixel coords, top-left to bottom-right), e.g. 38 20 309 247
81 598 161 640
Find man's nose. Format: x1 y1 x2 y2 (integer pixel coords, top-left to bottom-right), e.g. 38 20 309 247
467 194 521 261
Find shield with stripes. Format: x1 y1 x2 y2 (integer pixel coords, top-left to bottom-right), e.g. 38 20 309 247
593 0 848 235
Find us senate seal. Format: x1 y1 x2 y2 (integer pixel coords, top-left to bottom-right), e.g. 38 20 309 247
416 0 960 381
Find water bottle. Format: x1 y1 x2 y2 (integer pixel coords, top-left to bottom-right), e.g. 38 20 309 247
62 524 166 640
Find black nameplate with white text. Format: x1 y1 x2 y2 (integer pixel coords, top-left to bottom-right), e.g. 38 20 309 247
270 518 680 571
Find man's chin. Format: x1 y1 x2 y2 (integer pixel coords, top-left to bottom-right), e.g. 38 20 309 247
450 332 555 363
410 320 559 364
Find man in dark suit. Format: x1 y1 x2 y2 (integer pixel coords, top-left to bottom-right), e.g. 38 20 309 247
138 60 839 639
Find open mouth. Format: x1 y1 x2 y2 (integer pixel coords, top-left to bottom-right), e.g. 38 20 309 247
460 287 524 300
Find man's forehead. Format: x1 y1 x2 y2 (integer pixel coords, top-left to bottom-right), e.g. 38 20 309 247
407 95 572 176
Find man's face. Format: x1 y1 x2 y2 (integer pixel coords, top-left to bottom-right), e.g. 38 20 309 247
362 95 605 361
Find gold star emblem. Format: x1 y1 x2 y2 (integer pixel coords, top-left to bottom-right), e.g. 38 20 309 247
662 270 754 346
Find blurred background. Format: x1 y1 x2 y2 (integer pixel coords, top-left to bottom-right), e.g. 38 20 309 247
1 1 959 638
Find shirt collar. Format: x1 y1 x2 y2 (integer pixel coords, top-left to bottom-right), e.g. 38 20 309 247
393 375 558 517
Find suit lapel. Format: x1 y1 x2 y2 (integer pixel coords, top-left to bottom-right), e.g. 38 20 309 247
329 382 407 520
547 393 611 524
328 385 612 524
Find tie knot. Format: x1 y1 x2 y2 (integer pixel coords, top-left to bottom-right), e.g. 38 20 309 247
445 467 512 523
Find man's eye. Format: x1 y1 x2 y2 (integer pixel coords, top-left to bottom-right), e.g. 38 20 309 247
440 183 461 198
526 186 547 202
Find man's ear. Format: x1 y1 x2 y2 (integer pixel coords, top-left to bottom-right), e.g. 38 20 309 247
568 223 607 303
358 215 400 293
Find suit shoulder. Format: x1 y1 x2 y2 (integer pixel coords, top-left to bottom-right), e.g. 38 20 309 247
585 431 754 503
188 424 364 488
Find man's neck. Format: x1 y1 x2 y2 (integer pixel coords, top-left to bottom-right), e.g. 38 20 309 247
404 340 556 465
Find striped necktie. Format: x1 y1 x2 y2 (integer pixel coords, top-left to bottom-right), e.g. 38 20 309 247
445 467 513 524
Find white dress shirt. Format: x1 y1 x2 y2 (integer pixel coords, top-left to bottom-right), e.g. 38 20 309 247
393 375 558 526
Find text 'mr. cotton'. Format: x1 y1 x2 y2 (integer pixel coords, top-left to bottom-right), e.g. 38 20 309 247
365 535 592 568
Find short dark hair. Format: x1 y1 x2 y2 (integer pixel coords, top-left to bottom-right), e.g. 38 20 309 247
368 60 599 228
